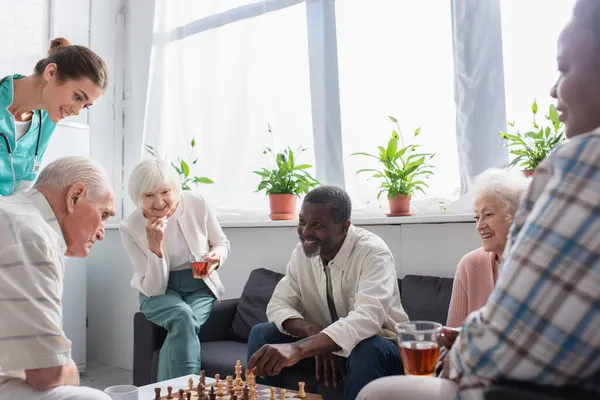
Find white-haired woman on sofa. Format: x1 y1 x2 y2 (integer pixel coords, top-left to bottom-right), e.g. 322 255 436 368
446 168 530 327
120 158 230 380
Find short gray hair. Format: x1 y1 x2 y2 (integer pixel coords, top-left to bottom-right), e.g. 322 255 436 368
128 158 181 207
471 168 530 220
34 156 113 201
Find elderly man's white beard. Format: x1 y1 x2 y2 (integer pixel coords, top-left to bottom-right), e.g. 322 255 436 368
302 243 321 258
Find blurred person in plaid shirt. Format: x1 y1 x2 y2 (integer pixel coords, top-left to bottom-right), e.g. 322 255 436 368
357 0 600 399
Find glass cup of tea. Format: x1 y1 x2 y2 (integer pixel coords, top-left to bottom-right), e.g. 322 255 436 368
190 253 210 279
397 321 442 376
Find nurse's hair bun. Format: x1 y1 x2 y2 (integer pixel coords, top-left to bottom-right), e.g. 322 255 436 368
48 37 72 55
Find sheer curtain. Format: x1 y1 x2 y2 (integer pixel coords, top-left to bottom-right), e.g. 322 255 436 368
500 0 576 135
143 0 313 212
335 1 460 211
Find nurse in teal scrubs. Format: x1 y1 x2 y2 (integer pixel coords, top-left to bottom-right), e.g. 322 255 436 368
0 37 108 195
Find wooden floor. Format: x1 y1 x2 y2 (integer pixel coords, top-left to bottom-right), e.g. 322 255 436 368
80 362 132 391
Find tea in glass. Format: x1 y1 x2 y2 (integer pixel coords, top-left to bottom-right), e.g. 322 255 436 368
190 254 209 278
397 321 442 376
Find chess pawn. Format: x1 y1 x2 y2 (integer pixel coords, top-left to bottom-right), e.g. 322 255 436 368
215 373 221 386
216 382 224 396
269 387 277 400
249 387 258 400
297 381 306 398
166 386 174 399
178 388 185 399
186 392 192 400
280 389 287 399
226 375 233 391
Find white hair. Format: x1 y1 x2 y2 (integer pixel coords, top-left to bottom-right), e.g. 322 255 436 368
128 158 181 207
34 156 113 201
471 168 530 220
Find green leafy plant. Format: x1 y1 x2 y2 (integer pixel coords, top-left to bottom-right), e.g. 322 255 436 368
500 100 565 171
352 115 435 199
145 138 214 191
253 125 320 195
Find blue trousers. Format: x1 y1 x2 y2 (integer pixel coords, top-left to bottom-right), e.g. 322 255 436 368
140 269 215 381
247 322 403 400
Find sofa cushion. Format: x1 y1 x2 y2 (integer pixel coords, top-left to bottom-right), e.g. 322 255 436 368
230 268 285 341
400 275 453 324
201 341 249 378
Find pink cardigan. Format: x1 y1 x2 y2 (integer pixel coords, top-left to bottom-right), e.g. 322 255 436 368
446 247 499 328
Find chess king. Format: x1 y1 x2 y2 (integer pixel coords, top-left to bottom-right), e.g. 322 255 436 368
246 186 408 399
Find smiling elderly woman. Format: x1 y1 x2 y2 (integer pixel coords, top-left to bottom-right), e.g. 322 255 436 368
446 168 529 327
120 158 230 381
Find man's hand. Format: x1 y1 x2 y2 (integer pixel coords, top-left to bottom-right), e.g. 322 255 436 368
247 343 302 378
282 319 321 339
438 326 461 350
315 353 346 388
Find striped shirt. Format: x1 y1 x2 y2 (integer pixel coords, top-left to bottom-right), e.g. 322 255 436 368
0 190 71 375
449 128 600 399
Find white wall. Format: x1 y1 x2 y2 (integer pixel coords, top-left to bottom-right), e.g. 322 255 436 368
86 221 480 370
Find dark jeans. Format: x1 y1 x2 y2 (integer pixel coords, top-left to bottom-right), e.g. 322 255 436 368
247 322 403 400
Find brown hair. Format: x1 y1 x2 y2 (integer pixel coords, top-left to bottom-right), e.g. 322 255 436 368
34 37 108 91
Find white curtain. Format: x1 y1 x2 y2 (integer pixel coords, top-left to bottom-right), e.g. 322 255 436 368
143 0 313 212
336 0 460 210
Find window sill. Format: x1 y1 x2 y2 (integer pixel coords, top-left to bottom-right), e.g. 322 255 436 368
104 212 473 230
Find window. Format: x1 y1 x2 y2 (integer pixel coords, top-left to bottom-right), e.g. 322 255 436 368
336 1 460 210
145 1 313 211
501 0 576 132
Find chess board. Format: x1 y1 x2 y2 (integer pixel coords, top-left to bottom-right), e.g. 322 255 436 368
156 382 322 400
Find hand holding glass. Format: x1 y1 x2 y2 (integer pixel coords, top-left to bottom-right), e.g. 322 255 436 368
397 321 442 376
190 254 210 279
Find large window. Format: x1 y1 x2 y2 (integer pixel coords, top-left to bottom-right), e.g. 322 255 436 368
336 1 459 209
146 1 313 211
501 0 576 132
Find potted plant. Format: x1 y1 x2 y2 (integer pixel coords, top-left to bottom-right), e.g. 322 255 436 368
500 100 564 177
352 115 435 216
253 126 320 220
145 137 214 190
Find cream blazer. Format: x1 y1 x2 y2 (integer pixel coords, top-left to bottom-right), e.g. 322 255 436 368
119 191 230 298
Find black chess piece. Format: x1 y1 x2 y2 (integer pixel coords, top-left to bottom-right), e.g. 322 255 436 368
208 385 217 400
154 387 161 400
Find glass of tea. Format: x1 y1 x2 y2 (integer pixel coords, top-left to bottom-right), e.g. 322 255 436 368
190 254 209 279
397 321 442 376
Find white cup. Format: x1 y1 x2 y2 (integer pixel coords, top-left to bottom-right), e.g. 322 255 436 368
104 385 138 400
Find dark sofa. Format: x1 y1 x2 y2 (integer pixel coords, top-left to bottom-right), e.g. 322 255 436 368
133 268 453 398
133 268 588 399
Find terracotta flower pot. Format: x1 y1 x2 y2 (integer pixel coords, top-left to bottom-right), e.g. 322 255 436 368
387 194 412 217
523 170 534 177
269 194 297 220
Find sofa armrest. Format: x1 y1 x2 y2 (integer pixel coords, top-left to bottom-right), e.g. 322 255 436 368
484 379 598 400
133 311 166 386
200 298 240 342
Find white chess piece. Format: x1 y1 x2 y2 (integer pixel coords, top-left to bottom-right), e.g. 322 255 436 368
297 381 306 398
280 389 287 399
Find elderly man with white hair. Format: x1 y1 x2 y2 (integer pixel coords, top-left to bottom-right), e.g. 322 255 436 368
0 156 115 400
120 158 230 381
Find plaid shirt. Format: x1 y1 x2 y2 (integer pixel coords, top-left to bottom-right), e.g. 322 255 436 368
448 127 600 399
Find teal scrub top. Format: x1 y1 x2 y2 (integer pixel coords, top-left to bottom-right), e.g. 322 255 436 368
0 74 57 196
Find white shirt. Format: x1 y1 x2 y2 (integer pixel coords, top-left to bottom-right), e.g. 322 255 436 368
0 190 71 375
14 120 31 141
163 200 189 270
267 225 409 357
